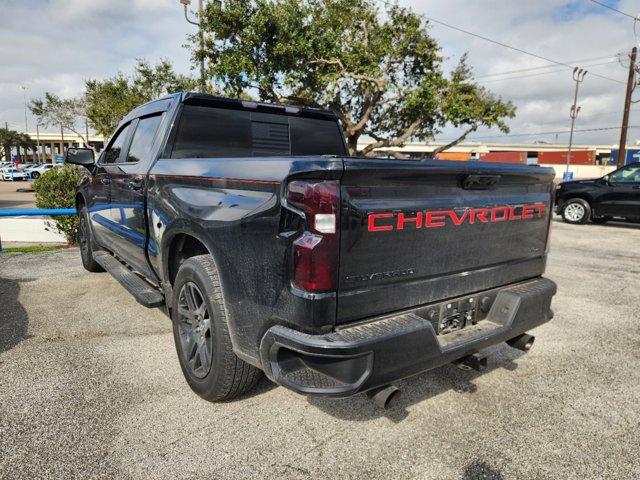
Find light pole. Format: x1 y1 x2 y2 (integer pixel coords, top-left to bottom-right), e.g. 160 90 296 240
19 85 28 133
180 0 222 93
565 68 587 177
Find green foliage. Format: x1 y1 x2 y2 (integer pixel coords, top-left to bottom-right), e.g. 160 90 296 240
29 93 88 145
0 128 35 161
33 166 82 245
85 59 199 137
3 245 62 254
195 0 515 156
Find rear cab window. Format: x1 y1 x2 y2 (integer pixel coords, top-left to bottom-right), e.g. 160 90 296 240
170 105 346 159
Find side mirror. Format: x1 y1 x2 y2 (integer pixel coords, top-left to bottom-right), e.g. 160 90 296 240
65 148 95 167
601 175 611 185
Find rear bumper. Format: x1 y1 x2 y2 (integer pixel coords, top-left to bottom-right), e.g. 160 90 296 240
260 277 556 397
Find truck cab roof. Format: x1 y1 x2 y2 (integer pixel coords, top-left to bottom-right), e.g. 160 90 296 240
122 92 339 126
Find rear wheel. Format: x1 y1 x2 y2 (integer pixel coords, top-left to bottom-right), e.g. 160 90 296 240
561 198 590 224
171 254 261 401
31 171 41 179
78 209 104 272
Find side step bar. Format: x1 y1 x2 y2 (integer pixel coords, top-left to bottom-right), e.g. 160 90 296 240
93 251 165 308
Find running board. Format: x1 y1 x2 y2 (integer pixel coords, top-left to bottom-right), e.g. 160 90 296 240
93 251 165 308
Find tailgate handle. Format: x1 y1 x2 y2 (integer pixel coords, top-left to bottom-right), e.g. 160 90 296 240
462 174 501 190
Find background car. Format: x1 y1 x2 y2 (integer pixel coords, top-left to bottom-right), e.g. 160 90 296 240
556 162 640 224
28 163 55 179
1 167 28 181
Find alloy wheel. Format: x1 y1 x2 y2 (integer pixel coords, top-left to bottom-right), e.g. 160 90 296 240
564 203 585 222
177 282 213 379
79 216 90 260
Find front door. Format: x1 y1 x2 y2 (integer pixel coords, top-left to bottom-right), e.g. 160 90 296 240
109 114 164 279
89 122 134 250
598 165 640 218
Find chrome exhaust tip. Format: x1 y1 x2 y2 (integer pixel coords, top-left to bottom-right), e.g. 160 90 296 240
507 333 535 352
366 384 401 409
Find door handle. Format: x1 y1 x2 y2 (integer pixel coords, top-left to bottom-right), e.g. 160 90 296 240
100 178 111 185
128 178 144 190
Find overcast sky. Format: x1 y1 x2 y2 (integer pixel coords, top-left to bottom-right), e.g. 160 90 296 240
1 0 639 145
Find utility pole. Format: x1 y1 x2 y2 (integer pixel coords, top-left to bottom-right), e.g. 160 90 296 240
565 68 587 178
60 125 65 164
19 85 28 133
618 46 637 168
36 122 42 163
179 0 221 93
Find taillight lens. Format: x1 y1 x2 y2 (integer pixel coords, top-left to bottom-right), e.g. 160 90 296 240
287 180 340 293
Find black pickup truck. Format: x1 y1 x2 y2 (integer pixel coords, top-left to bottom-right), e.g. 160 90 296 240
556 163 640 224
66 93 556 407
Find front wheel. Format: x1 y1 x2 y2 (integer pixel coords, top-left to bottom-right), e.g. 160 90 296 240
561 198 591 224
31 171 41 179
78 209 104 272
171 254 261 402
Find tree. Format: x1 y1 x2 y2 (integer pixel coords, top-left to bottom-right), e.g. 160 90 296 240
85 59 199 138
29 93 89 146
0 128 35 162
195 0 515 157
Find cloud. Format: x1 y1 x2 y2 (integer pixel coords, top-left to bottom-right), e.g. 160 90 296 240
409 0 639 144
0 0 194 132
0 0 637 145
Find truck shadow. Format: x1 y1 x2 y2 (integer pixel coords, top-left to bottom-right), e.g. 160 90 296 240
0 277 31 353
306 343 525 423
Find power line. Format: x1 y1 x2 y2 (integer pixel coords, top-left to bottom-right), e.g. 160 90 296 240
479 60 619 83
373 0 626 84
464 125 637 140
588 0 638 20
423 16 626 85
476 55 616 78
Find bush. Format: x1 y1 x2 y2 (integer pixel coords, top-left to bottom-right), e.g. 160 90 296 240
33 165 82 245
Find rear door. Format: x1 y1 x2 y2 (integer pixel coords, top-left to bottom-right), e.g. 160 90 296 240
109 114 164 278
337 159 555 323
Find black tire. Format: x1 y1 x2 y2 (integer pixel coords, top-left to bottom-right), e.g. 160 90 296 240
78 208 104 272
561 198 591 224
171 254 261 402
591 216 611 224
31 171 40 179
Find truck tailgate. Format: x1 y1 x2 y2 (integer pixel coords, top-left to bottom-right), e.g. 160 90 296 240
337 159 555 324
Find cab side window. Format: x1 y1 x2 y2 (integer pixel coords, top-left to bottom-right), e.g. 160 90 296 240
102 123 132 164
610 165 640 183
127 115 163 163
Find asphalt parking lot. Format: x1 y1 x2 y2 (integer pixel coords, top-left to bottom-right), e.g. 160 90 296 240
0 180 36 209
1 218 639 479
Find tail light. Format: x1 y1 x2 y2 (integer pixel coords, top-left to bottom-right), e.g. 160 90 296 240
286 180 340 293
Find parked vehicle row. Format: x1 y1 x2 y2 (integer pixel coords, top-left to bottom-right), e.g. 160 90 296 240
0 162 57 181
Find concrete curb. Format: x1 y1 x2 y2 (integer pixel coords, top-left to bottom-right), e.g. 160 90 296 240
0 217 67 243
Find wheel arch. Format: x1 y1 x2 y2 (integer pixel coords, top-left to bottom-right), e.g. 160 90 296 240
560 192 594 211
75 192 86 213
161 225 231 299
